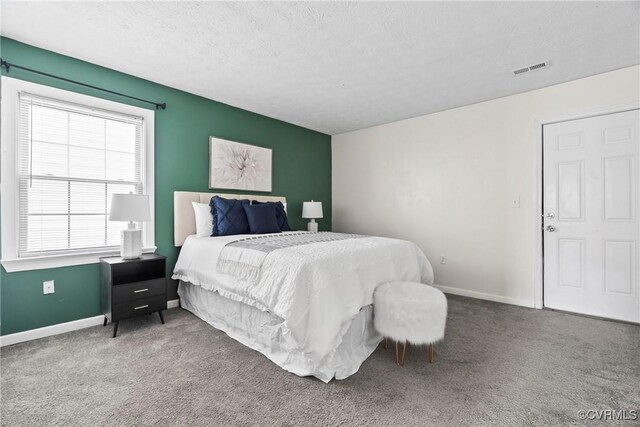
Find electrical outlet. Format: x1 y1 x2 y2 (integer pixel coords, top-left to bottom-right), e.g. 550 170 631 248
440 256 447 265
43 280 55 294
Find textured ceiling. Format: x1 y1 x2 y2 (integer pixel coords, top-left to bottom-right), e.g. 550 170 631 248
1 1 639 135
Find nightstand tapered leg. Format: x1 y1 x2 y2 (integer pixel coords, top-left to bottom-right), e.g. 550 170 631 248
112 321 119 338
103 317 107 326
158 310 165 324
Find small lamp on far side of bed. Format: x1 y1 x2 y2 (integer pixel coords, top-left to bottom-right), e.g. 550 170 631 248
302 200 323 232
109 193 151 260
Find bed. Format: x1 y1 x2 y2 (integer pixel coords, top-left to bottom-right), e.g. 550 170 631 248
172 191 434 382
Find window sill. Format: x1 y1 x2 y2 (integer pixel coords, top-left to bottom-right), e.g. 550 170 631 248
1 246 157 273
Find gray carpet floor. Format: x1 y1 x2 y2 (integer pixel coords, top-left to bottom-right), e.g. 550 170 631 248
1 295 639 426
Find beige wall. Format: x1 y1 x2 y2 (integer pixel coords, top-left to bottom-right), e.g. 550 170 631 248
332 65 640 307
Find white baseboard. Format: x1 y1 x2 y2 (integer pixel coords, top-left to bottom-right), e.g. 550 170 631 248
432 284 535 308
0 298 180 347
0 315 104 347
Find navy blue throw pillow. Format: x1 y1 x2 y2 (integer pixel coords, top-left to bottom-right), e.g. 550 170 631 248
251 201 291 231
209 197 218 236
209 196 250 236
243 203 281 234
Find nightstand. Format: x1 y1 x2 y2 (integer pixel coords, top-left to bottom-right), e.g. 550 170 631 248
100 254 167 338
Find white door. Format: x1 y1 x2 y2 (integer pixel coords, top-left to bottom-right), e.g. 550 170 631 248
543 109 640 323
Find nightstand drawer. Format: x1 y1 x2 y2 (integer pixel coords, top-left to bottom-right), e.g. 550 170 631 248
112 278 165 304
112 295 166 321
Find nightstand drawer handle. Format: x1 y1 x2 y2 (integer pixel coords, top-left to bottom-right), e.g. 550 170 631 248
134 305 149 310
133 288 149 293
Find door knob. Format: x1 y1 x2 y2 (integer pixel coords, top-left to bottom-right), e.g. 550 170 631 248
545 212 555 219
546 225 556 232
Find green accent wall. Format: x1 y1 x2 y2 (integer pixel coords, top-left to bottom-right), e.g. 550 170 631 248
0 38 332 336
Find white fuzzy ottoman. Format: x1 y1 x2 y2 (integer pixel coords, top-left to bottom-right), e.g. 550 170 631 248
374 282 447 365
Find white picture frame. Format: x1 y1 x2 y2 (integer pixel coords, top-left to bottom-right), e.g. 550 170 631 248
209 136 272 192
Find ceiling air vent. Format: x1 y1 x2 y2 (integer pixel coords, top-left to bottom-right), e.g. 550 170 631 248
512 60 550 76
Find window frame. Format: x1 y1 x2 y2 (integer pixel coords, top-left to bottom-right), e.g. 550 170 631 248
1 77 156 272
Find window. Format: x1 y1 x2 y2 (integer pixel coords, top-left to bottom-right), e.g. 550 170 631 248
2 77 155 272
18 93 144 255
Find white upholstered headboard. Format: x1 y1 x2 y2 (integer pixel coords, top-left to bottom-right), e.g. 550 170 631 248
174 191 287 246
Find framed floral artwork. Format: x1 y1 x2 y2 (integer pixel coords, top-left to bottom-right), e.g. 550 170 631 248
209 136 272 192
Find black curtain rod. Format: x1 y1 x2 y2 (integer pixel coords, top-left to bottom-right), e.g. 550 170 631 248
0 59 166 110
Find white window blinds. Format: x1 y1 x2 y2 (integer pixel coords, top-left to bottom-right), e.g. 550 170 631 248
17 92 145 256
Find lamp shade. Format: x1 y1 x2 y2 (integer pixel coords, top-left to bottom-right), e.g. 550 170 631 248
109 194 151 222
302 201 323 219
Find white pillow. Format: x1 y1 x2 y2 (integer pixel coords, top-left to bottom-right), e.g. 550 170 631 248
192 202 213 237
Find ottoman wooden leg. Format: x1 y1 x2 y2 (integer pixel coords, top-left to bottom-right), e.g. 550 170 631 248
428 343 435 363
383 337 388 350
395 341 407 366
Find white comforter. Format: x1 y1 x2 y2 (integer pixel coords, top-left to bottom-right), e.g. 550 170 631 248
172 232 433 367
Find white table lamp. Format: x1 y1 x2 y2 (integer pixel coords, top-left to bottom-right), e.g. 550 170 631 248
302 200 323 232
109 193 150 259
